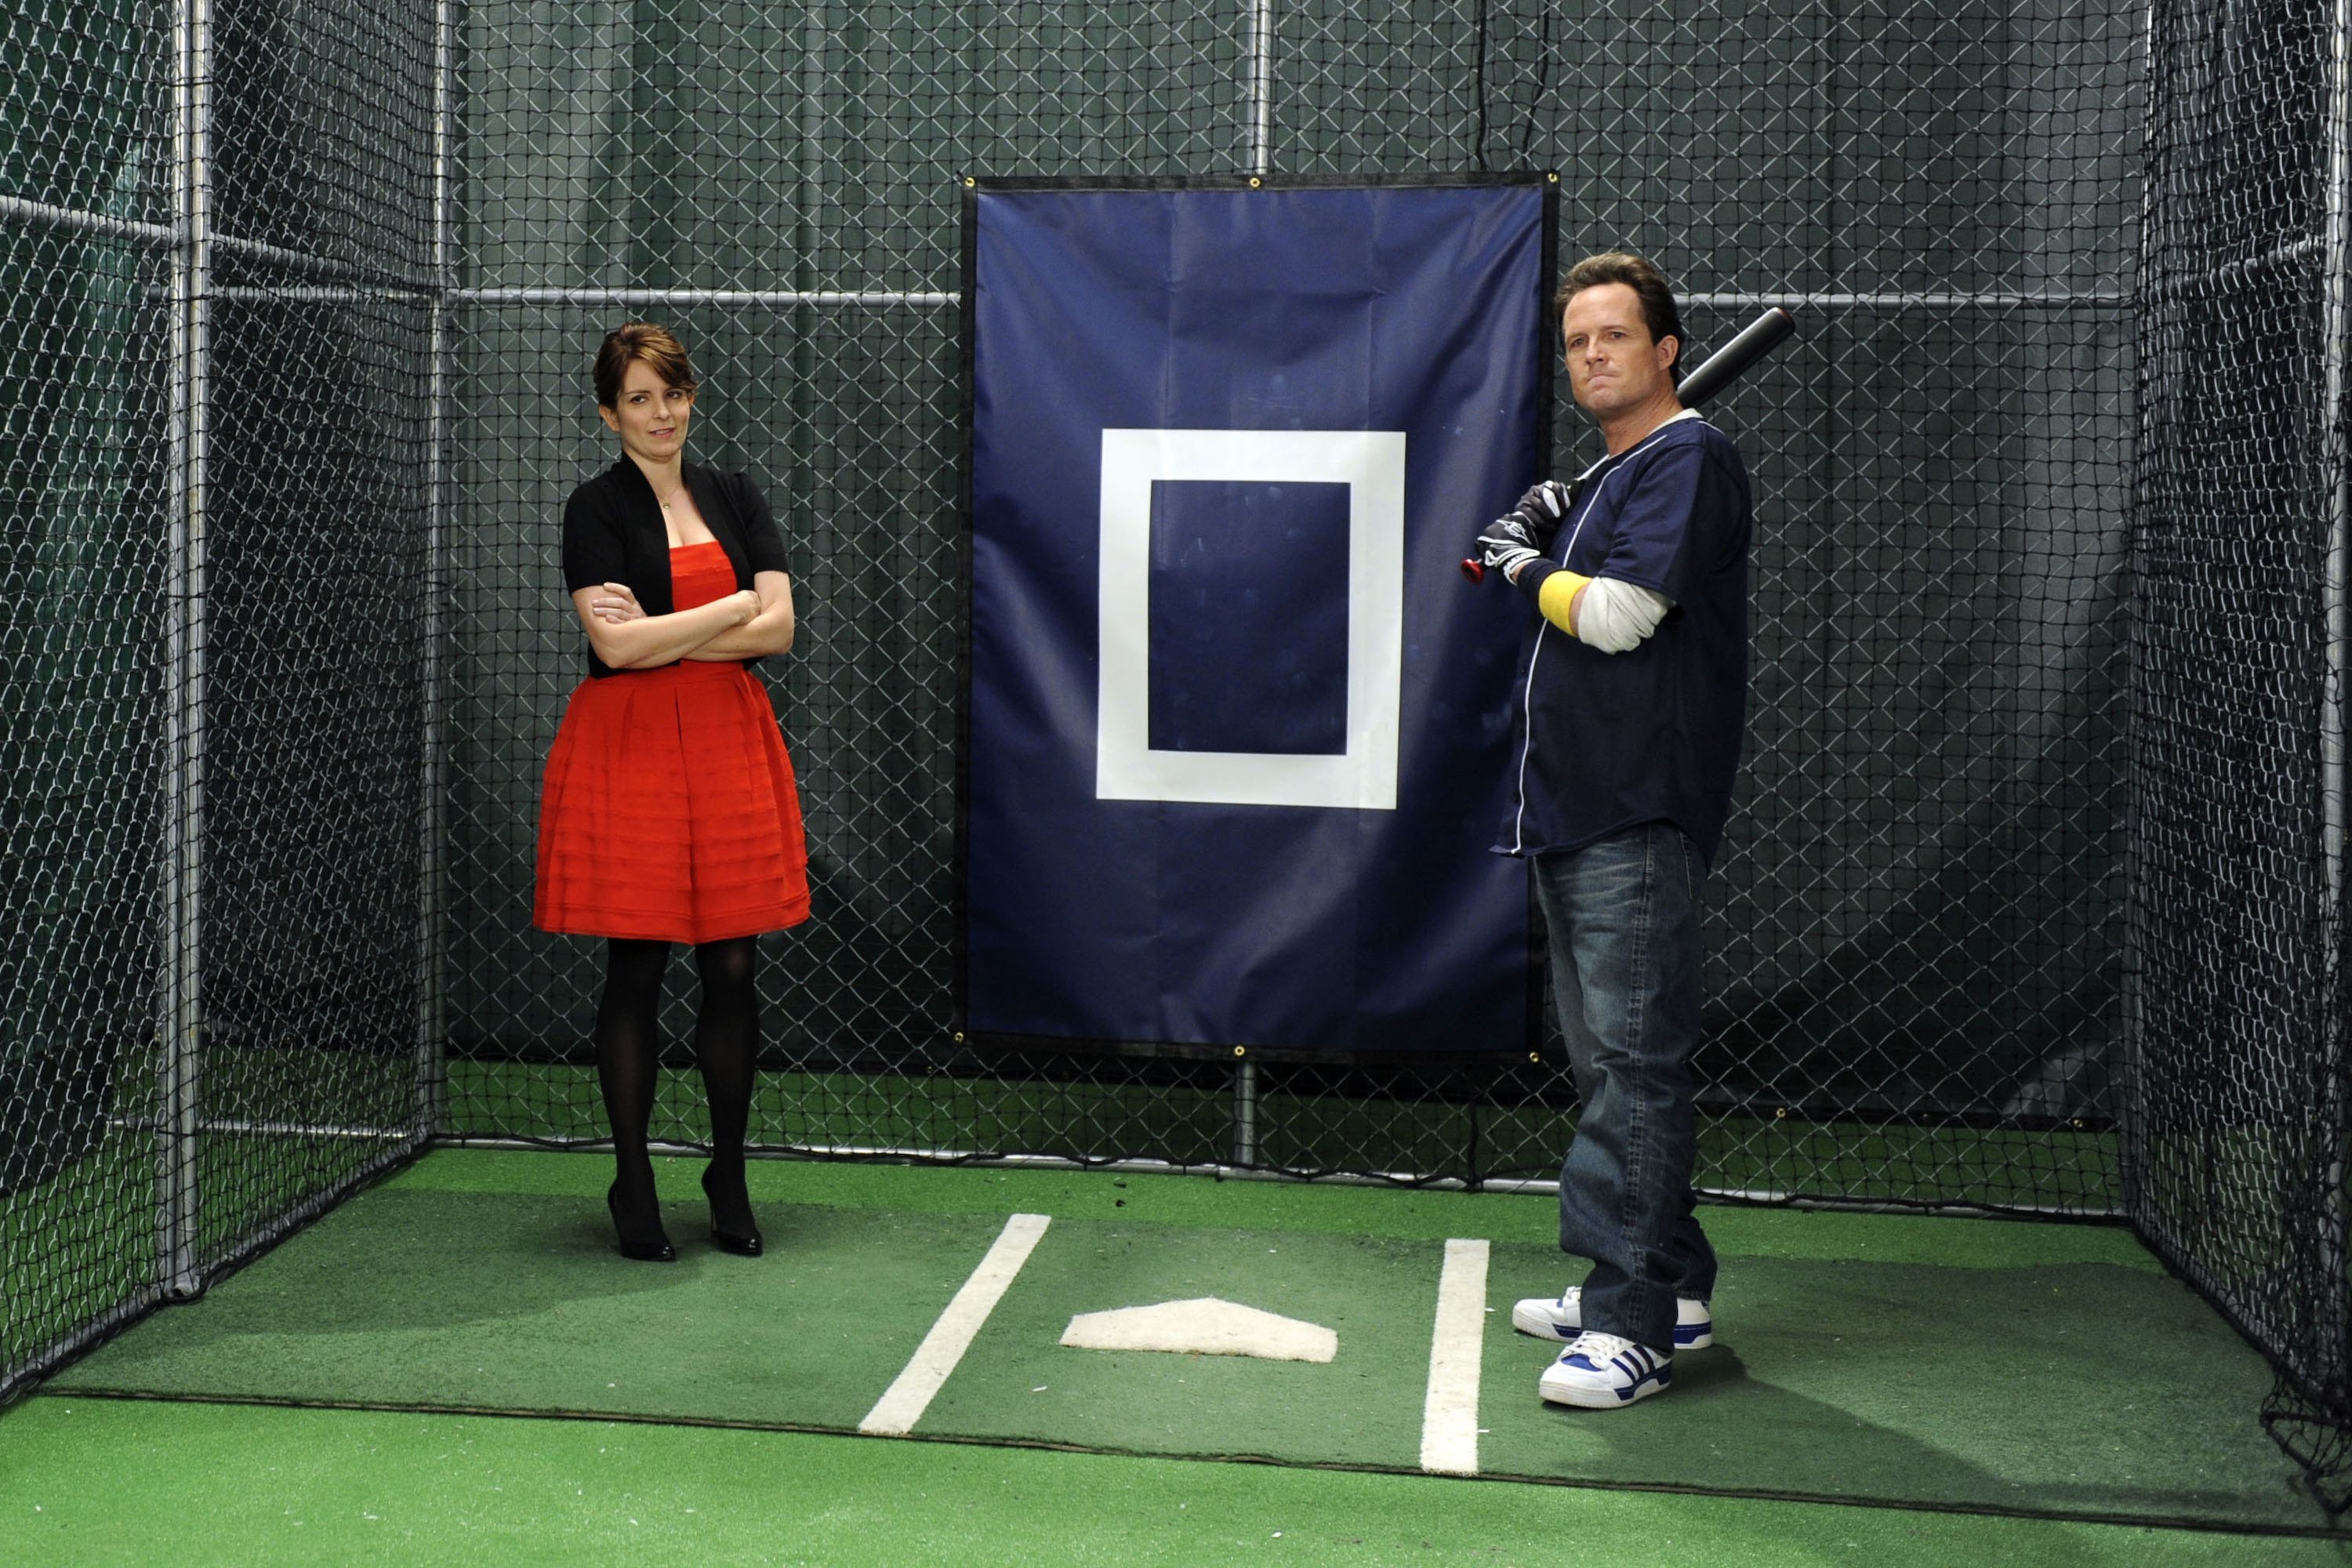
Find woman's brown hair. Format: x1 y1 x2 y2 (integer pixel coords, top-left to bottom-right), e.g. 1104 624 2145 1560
593 321 699 408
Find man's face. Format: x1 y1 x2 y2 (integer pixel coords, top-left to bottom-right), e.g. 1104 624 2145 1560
1560 282 1678 419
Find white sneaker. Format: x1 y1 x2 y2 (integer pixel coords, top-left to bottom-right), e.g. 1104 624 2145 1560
1511 1287 1714 1350
1538 1331 1672 1409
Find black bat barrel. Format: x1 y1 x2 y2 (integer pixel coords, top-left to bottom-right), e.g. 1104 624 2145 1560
1675 306 1795 408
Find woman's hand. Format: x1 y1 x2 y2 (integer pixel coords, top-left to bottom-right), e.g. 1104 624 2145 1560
573 581 753 669
684 572 797 662
588 583 645 624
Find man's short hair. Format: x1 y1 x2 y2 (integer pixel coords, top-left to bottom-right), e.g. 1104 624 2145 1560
1555 252 1686 383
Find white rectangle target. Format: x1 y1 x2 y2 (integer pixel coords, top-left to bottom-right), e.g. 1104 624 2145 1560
1096 428 1405 811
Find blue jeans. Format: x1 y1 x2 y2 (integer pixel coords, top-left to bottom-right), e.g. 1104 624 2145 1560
1534 822 1717 1352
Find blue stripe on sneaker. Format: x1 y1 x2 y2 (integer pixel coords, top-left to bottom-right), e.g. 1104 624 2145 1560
1610 1348 1668 1401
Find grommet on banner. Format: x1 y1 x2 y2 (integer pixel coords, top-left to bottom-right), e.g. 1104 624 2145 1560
1233 1045 1247 1058
953 1031 965 1043
963 176 975 188
1528 1052 1541 1064
1247 176 1261 189
1547 171 1559 183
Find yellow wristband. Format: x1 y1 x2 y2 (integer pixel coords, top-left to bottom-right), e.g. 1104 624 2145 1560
1536 570 1594 635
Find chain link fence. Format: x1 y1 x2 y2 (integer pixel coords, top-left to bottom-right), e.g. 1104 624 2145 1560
0 0 172 1409
0 0 437 1402
10 0 2345 1499
446 0 2136 1214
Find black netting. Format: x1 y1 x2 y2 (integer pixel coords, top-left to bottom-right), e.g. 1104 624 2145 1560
2130 0 2352 1506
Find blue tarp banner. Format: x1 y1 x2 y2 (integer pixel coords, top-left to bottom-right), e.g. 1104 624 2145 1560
962 178 1548 1054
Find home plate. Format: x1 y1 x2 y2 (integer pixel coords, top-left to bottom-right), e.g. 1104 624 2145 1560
1059 1298 1338 1363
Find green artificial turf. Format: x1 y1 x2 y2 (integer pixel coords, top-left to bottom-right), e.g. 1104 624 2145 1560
42 1150 2323 1534
1472 1246 2300 1525
923 1221 1442 1468
49 1189 985 1431
6 1398 2342 1568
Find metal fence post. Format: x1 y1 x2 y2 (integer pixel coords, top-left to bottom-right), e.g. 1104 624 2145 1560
159 0 212 1301
1233 1055 1259 1167
415 0 453 1141
2314 0 2352 1379
1246 0 1274 176
1232 0 1277 1154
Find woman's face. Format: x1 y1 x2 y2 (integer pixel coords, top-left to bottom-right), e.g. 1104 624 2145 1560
599 358 693 466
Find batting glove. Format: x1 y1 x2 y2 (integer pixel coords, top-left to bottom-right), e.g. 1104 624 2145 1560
1505 480 1575 547
1473 520 1544 585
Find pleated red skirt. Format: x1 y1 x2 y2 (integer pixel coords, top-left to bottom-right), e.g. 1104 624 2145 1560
534 543 811 944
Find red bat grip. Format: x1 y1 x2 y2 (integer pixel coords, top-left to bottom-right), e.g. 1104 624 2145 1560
1460 557 1486 583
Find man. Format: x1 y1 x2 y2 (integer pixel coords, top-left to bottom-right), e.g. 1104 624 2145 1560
1475 252 1755 1409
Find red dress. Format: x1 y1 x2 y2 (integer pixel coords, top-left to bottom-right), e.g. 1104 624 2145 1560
534 542 811 943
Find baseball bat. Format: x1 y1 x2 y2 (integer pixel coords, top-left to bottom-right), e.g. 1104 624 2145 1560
1462 305 1795 583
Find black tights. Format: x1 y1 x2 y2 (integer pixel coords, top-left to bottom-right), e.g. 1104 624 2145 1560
596 935 759 1235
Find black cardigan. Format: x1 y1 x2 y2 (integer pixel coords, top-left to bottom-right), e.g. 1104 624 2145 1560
560 457 793 677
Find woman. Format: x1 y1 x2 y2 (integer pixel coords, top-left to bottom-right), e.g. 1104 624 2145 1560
535 322 810 1262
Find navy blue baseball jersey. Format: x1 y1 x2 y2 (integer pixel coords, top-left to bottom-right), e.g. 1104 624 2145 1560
1495 413 1754 864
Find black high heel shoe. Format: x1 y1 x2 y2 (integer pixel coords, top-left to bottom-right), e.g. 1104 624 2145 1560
607 1182 677 1263
702 1166 764 1257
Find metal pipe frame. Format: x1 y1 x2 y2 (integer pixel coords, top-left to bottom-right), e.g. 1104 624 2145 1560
2322 0 2352 979
111 1115 415 1142
1232 1057 1260 1167
452 287 2121 313
1246 0 1275 176
0 193 433 296
2114 0 2165 1234
1681 290 2129 309
151 284 434 303
456 286 955 307
415 0 454 1142
158 0 212 1303
0 194 430 296
209 230 433 287
140 285 2137 314
2312 0 2352 1407
2141 234 2327 301
0 191 175 247
1222 0 1265 1131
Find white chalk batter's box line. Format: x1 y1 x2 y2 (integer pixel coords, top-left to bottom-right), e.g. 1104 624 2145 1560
857 1212 1492 1476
